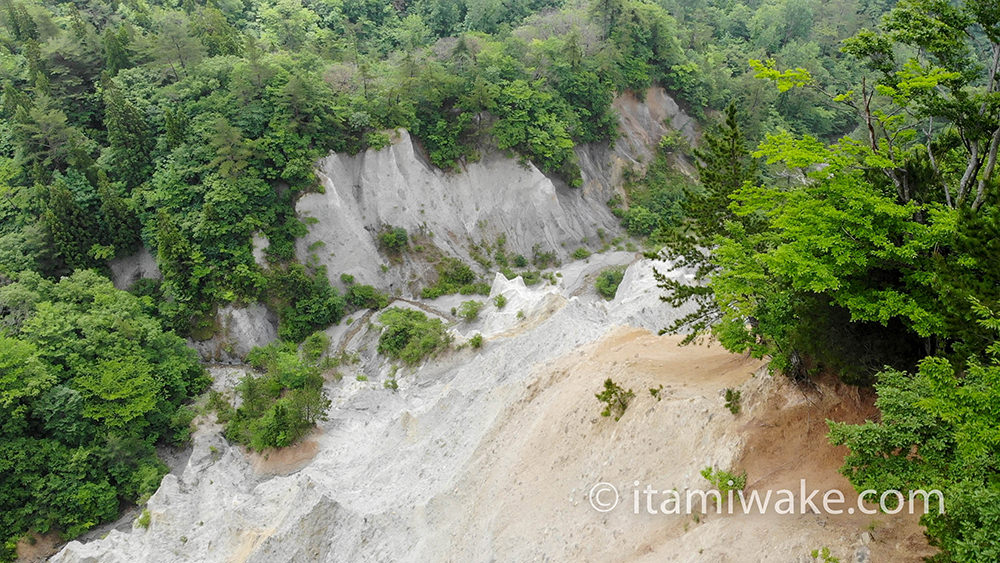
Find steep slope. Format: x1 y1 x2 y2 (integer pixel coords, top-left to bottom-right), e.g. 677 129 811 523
294 86 695 295
51 259 929 563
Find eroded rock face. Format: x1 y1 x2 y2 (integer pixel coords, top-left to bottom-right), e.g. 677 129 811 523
294 86 697 297
295 128 620 295
109 246 161 290
577 85 700 198
52 258 704 563
52 258 928 563
187 303 279 364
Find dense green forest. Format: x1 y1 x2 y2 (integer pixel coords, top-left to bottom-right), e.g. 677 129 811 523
657 0 1000 559
1 0 998 559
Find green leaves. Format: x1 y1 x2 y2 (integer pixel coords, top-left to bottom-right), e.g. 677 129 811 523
376 307 451 365
222 341 330 451
829 349 1000 561
749 59 813 92
0 271 207 549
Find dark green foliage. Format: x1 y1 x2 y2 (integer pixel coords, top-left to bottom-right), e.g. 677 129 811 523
595 378 634 421
267 265 345 343
595 266 625 300
724 388 741 415
378 226 408 252
342 275 390 310
421 258 488 299
221 342 330 451
101 77 153 190
376 307 451 365
655 102 762 343
0 271 207 549
612 142 694 239
44 178 100 271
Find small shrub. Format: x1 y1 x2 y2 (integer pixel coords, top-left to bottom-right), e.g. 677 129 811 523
458 300 484 322
572 247 592 260
384 378 398 390
700 467 747 495
595 378 635 421
469 333 484 348
378 226 408 252
521 270 541 285
724 388 742 414
301 331 330 364
513 254 528 267
532 244 557 268
811 547 841 563
623 205 660 236
595 266 626 300
346 283 390 310
493 294 507 309
377 308 451 365
649 384 664 401
421 258 482 298
136 509 151 529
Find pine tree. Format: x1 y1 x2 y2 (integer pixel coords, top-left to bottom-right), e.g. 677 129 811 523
163 106 189 149
102 76 154 190
655 102 760 339
102 26 131 75
96 173 140 256
44 179 99 270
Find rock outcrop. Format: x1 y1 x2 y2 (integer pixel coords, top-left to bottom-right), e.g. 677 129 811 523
108 246 161 290
295 86 697 296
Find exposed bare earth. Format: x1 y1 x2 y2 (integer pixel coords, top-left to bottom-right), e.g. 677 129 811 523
425 328 932 562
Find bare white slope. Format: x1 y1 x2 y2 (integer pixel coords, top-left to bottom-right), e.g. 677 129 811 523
295 128 620 294
50 259 929 563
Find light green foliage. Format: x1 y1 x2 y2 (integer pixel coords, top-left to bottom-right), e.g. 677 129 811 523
136 509 151 530
810 547 840 563
0 271 207 550
828 311 1000 561
571 247 591 260
700 467 747 494
376 307 451 365
493 294 507 309
469 333 483 349
300 331 330 364
457 300 483 322
421 258 489 299
595 266 625 300
222 342 330 451
595 378 635 421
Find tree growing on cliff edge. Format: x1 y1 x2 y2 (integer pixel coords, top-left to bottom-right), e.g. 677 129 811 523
665 0 1000 381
